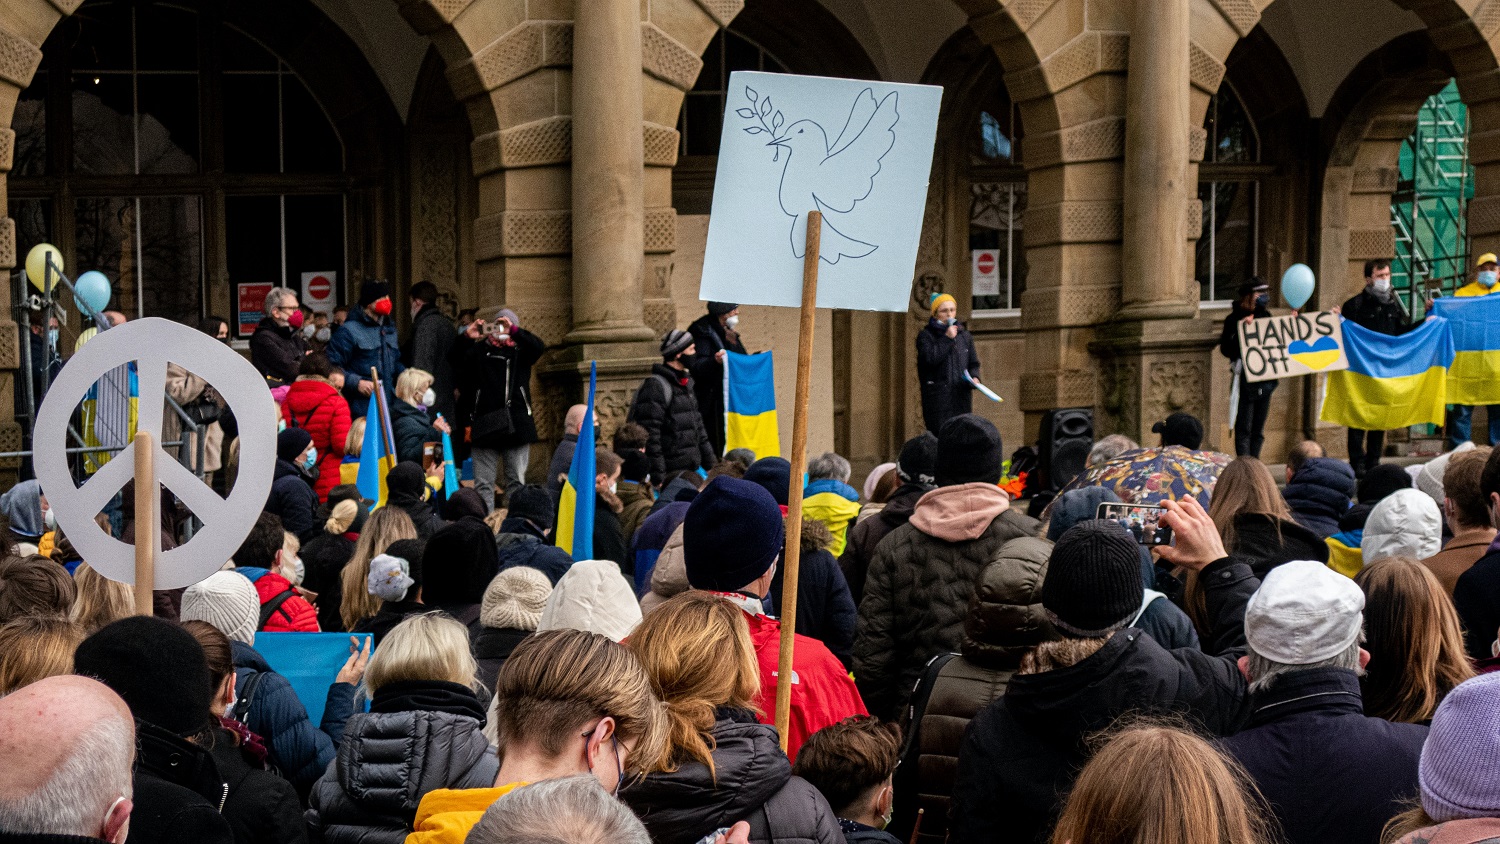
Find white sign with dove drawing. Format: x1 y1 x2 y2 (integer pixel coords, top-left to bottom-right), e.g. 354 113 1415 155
699 71 942 312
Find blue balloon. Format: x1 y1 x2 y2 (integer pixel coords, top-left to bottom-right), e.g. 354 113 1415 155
73 271 112 315
1281 263 1316 310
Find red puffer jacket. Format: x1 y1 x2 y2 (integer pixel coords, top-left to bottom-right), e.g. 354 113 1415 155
252 569 320 633
280 378 351 502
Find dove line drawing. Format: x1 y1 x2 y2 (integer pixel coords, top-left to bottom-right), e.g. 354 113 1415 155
759 87 900 265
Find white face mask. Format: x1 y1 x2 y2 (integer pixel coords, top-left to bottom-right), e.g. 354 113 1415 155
725 315 739 330
1481 270 1499 288
314 326 331 343
420 388 436 407
608 482 618 496
301 323 316 339
1372 275 1392 293
43 507 56 531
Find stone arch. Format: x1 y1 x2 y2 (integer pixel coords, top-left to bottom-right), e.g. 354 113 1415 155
1318 31 1455 306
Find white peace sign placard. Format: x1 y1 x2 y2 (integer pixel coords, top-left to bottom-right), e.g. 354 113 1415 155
34 318 278 590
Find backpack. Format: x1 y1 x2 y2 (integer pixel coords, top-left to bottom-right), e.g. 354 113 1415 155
627 374 675 425
257 589 298 630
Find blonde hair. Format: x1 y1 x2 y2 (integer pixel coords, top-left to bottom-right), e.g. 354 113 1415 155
492 629 668 777
325 499 359 535
345 417 366 458
626 592 761 778
1052 723 1277 844
1356 557 1476 723
340 507 417 630
0 616 84 695
395 369 434 403
69 563 134 635
364 612 478 695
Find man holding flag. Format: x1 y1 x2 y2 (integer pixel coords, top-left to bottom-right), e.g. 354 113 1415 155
687 301 748 456
1444 252 1500 450
1340 259 1417 477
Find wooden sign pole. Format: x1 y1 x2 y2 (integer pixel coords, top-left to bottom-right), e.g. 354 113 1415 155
774 209 821 751
133 431 156 616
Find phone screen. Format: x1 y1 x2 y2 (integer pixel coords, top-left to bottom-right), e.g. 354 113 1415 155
1096 502 1174 547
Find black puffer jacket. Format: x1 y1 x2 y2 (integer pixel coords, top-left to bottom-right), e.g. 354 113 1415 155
838 483 929 604
495 520 574 585
891 536 1054 844
129 721 235 844
306 681 498 844
250 317 306 387
622 710 842 844
473 626 530 695
267 460 320 543
854 484 1040 721
628 364 715 482
302 531 356 632
1282 458 1357 539
1229 512 1329 576
231 641 354 801
948 557 1258 844
451 328 545 450
686 312 747 456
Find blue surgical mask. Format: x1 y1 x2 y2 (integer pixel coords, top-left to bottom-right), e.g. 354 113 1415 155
1255 293 1270 308
1481 270 1498 288
46 328 58 348
303 446 318 469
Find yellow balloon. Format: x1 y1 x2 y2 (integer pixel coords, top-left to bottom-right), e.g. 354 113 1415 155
25 243 63 291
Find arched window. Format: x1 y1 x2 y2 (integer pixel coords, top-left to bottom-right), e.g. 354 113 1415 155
10 0 349 335
678 29 788 158
969 96 1026 314
1197 82 1261 303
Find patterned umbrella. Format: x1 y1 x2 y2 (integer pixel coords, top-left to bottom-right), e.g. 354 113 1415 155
1055 445 1233 509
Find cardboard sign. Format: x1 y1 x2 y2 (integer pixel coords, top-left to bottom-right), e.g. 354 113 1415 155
1237 311 1349 382
302 271 337 315
237 282 273 337
34 318 278 589
699 71 942 312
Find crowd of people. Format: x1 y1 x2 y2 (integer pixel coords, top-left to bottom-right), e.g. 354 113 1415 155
7 283 1500 844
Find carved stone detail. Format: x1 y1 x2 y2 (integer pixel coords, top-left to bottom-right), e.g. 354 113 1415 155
1023 116 1124 168
643 298 677 335
1096 359 1141 437
1145 359 1208 424
1189 126 1208 163
692 0 745 27
1189 41 1226 93
451 21 573 101
0 24 42 89
1019 369 1096 412
0 217 13 271
1476 0 1500 41
1471 195 1500 236
1020 284 1119 329
1004 32 1129 103
0 319 18 370
1007 0 1060 30
1349 227 1396 260
642 23 703 91
643 123 680 167
475 211 571 259
0 421 21 470
411 144 460 291
500 117 573 168
1210 0 1261 36
471 132 503 177
396 0 471 33
1025 201 1123 247
644 207 677 254
0 128 13 173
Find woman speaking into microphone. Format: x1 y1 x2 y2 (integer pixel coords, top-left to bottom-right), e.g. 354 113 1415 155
916 292 983 433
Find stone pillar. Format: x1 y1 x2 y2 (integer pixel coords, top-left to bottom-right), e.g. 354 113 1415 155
1118 0 1196 320
568 0 656 347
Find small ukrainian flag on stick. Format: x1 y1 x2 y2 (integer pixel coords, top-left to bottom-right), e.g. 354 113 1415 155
555 361 597 559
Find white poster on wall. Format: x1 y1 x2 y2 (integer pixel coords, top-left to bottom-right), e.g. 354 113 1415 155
972 249 1000 297
699 71 943 312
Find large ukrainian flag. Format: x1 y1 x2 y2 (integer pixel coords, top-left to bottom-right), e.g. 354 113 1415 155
724 350 780 458
1321 316 1454 430
555 362 597 559
1431 294 1500 405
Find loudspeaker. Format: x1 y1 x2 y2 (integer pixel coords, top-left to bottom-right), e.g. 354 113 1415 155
1038 408 1094 492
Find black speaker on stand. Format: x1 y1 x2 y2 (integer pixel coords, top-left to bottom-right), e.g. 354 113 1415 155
1038 408 1094 492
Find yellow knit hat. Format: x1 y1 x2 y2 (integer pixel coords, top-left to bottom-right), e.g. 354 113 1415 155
928 292 957 316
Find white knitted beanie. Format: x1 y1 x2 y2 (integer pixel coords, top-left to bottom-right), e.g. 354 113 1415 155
481 566 552 631
181 570 261 646
536 560 642 642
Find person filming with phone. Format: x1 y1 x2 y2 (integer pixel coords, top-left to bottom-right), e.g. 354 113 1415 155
452 307 545 512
